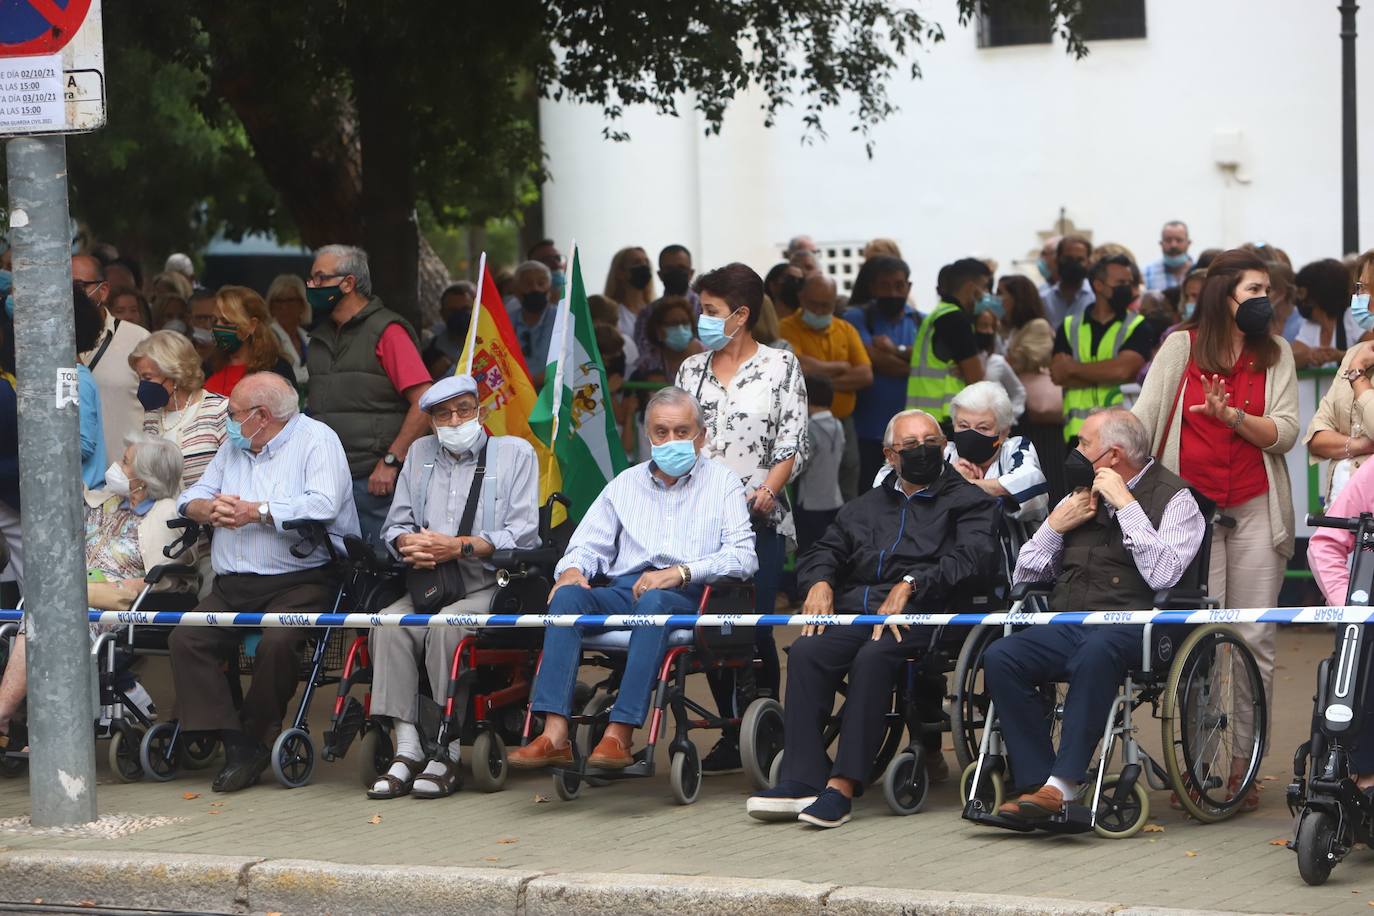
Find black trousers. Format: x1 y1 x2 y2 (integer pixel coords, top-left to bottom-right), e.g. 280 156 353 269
168 568 334 743
780 625 935 793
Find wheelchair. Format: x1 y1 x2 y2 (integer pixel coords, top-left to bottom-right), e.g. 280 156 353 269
1288 511 1374 885
524 579 759 805
324 493 568 794
139 518 354 788
960 494 1267 838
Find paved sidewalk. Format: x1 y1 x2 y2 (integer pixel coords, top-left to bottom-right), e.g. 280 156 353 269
0 626 1361 914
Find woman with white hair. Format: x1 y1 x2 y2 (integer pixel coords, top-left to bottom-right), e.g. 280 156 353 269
945 381 1049 523
129 330 228 489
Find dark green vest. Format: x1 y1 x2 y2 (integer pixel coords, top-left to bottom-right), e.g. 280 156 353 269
1049 461 1191 612
306 297 418 478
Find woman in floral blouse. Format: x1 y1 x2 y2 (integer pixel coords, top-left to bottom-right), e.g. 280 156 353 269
676 262 809 774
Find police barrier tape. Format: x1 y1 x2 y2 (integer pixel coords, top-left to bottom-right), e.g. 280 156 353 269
0 606 1372 628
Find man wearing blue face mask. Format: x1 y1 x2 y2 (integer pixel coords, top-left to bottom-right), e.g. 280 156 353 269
508 387 758 771
1143 220 1193 292
780 273 872 500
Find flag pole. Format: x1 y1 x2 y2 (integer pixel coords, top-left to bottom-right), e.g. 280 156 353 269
461 251 487 376
547 239 577 448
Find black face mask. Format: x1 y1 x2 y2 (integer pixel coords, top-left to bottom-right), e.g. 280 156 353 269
1108 285 1135 312
1234 296 1274 336
660 267 691 297
1063 447 1107 493
522 291 548 313
779 275 803 311
1059 260 1088 286
953 428 999 465
445 308 471 338
974 331 996 352
898 444 944 486
1295 299 1315 322
628 265 653 290
874 296 906 319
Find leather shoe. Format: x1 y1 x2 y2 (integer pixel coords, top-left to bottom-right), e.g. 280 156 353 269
211 743 269 793
997 784 1065 821
507 735 573 769
587 733 634 769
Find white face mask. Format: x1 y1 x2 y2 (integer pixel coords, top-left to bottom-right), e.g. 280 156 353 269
435 418 483 455
104 462 131 497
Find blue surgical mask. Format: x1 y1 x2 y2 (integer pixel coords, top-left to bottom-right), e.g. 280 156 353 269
975 294 1004 318
550 270 566 295
651 438 698 477
663 323 694 352
1036 258 1052 280
1162 252 1190 269
226 411 260 451
1352 294 1374 330
0 269 11 300
697 310 739 351
801 309 832 331
1181 300 1197 321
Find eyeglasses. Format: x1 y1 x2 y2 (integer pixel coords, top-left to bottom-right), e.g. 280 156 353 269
431 405 479 423
1358 281 1370 295
228 405 261 424
307 272 347 286
893 436 945 450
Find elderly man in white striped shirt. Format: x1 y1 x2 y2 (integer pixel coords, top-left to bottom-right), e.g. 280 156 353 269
509 387 758 771
172 372 359 793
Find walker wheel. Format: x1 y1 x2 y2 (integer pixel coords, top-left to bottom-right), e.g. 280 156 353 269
882 750 929 816
470 730 508 793
670 746 702 805
271 727 315 789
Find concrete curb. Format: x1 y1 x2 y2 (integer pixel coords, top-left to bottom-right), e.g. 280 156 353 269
0 850 1291 915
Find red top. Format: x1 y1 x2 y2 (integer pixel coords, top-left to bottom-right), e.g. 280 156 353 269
204 363 248 398
203 325 429 399
1178 338 1268 509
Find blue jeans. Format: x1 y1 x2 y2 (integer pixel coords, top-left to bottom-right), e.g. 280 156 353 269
531 573 704 727
351 478 393 546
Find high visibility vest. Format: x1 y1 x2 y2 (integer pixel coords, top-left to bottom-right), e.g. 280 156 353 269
905 301 965 423
1061 311 1145 441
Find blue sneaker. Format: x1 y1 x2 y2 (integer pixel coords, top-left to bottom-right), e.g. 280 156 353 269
798 787 852 828
746 780 819 822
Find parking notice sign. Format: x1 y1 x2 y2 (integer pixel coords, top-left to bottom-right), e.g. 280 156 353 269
0 0 104 135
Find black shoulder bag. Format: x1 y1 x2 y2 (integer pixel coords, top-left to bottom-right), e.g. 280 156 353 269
407 442 487 614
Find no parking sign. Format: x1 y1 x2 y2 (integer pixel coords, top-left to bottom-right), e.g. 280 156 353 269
0 0 104 135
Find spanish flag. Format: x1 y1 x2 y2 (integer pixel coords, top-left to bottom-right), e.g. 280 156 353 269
459 258 562 519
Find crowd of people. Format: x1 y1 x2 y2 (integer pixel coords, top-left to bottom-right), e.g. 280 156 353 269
1 224 1374 831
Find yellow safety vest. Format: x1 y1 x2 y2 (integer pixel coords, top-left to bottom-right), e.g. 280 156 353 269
1061 311 1145 441
905 301 965 423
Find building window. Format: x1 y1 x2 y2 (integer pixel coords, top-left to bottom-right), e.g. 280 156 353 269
976 1 1053 49
1080 0 1147 41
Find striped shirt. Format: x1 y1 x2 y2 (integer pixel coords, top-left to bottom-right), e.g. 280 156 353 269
555 455 759 583
144 390 229 489
179 414 360 575
941 435 1049 522
1014 459 1204 590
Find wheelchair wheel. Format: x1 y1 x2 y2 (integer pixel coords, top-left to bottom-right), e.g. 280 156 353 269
670 746 702 805
958 761 1004 812
768 749 784 786
108 726 145 783
470 730 508 793
357 724 392 789
181 733 220 770
139 721 181 782
951 626 999 770
869 717 905 786
271 727 315 789
1161 624 1265 823
739 697 784 791
1091 775 1150 839
1296 809 1338 886
553 767 582 801
881 750 929 816
574 692 615 758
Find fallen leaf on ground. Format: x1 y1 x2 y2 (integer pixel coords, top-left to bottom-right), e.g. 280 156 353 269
207 810 220 816
368 814 382 825
209 801 224 807
1142 823 1165 833
1263 775 1278 781
1269 838 1288 846
483 856 499 862
78 901 96 909
1185 851 1198 857
181 792 200 800
497 837 518 844
533 794 550 804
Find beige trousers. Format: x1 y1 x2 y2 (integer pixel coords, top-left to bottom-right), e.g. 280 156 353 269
367 589 486 723
1206 493 1284 755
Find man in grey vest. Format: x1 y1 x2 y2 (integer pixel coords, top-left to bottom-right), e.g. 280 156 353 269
305 245 434 544
981 407 1206 824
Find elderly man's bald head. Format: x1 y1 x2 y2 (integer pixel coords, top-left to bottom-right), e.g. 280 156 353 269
799 272 838 317
230 371 299 420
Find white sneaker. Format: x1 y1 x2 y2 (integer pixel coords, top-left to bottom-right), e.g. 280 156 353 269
124 682 157 721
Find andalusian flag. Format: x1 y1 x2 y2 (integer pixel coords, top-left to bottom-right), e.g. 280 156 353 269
459 255 562 516
530 246 629 522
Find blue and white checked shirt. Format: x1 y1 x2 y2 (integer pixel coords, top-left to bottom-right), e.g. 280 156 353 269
1143 258 1191 292
555 455 759 584
1038 279 1095 328
179 414 360 576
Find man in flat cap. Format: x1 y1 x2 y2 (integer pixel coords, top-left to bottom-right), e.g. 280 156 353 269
365 373 540 801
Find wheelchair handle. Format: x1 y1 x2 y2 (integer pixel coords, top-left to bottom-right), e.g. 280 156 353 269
283 519 339 562
163 517 203 559
1307 513 1371 532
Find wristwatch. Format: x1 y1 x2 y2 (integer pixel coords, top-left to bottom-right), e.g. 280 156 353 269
257 502 271 526
460 540 475 558
382 452 403 469
901 574 917 588
1342 367 1366 383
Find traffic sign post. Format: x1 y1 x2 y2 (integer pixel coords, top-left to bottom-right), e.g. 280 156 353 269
2 0 106 827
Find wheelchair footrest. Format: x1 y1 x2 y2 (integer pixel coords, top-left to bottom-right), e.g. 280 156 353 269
1036 803 1096 834
559 758 655 781
963 804 1036 833
322 696 365 761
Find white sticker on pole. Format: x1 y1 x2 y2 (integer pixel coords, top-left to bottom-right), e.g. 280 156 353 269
0 54 63 134
56 367 78 409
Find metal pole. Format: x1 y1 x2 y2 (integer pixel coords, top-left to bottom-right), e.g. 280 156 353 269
1341 0 1360 254
6 134 97 827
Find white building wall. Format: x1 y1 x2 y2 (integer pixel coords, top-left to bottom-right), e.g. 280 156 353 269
540 0 1373 302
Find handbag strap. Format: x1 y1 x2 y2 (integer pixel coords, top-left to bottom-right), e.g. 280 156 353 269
85 317 119 372
457 441 489 537
1155 356 1190 461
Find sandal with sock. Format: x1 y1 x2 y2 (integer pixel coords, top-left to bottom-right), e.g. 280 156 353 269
367 754 424 800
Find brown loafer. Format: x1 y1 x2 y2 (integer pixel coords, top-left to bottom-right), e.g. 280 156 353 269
997 784 1065 821
587 733 634 769
507 735 572 770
